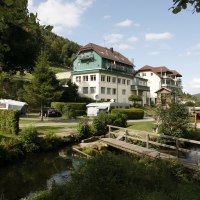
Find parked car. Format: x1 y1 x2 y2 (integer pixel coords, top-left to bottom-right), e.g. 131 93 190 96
41 107 62 117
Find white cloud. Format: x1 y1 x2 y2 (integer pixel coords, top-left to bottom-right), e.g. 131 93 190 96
145 32 174 41
104 33 124 44
147 51 160 56
118 44 133 50
28 0 95 34
116 19 133 27
127 36 139 43
189 78 200 89
104 15 111 19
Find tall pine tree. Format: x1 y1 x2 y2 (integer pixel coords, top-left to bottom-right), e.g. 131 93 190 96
24 51 62 120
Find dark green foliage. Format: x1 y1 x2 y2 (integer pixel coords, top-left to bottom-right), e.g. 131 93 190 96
20 127 39 152
158 102 190 137
28 153 200 200
77 117 92 140
51 102 86 118
0 0 42 73
0 110 19 134
92 112 112 135
111 108 144 119
184 101 195 106
128 94 142 107
171 0 200 13
59 79 79 102
92 112 127 135
42 30 80 69
23 52 63 120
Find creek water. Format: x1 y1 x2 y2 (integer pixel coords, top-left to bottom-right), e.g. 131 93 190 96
0 147 84 200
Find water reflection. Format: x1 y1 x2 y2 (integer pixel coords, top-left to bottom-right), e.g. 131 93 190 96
0 147 83 200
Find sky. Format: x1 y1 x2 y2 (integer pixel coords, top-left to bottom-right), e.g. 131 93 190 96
28 0 200 94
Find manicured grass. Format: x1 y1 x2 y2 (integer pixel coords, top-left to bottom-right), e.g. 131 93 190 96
127 121 156 132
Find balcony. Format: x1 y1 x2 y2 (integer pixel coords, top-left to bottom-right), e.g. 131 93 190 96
131 85 150 91
79 54 94 60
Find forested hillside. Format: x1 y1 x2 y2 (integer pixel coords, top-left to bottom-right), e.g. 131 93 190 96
42 27 80 69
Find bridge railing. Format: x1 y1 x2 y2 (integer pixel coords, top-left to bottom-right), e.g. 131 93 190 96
107 125 200 159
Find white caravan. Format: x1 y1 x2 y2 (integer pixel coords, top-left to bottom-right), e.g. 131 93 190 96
86 102 130 117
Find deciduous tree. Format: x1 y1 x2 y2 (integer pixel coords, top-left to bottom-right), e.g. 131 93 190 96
171 0 200 13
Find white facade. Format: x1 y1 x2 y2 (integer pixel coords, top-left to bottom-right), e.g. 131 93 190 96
136 71 161 102
72 72 132 103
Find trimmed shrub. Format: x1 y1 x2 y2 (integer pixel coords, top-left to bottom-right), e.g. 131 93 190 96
111 108 144 119
0 110 20 134
92 112 127 136
51 102 86 118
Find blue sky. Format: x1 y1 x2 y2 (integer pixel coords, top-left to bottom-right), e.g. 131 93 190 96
28 0 200 94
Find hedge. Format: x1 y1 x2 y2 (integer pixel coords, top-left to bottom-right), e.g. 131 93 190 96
51 102 87 115
111 108 144 119
0 110 20 134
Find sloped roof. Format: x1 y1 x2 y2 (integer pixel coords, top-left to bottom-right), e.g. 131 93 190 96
170 70 182 77
78 43 134 66
137 65 182 78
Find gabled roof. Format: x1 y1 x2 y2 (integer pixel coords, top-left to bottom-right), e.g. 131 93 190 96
137 65 181 78
155 87 172 94
170 70 182 77
78 43 134 67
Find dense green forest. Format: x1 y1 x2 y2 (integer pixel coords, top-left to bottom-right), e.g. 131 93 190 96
0 0 80 74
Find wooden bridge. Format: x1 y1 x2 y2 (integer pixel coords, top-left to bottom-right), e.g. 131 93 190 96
100 125 200 169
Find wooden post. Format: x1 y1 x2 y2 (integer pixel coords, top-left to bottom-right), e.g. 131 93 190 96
176 139 179 158
146 134 150 149
194 112 197 129
109 125 111 138
125 129 128 143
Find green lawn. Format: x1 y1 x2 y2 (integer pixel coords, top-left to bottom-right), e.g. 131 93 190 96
127 121 156 132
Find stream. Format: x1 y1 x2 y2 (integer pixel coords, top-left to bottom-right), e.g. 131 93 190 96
0 147 84 200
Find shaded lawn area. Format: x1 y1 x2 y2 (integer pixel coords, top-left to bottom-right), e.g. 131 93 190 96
19 124 78 135
127 121 156 132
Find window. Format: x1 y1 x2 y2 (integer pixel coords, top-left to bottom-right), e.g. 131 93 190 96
127 80 130 85
101 87 105 94
90 87 96 94
122 79 126 84
83 87 88 94
107 88 111 95
142 73 146 76
122 89 126 95
90 75 96 81
101 75 105 82
151 73 153 76
76 76 81 82
83 76 88 81
118 78 121 84
107 76 111 82
112 77 116 83
112 88 116 95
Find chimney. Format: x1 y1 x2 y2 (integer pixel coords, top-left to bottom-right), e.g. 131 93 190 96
110 47 113 53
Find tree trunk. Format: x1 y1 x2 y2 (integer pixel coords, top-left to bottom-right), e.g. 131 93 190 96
40 102 43 121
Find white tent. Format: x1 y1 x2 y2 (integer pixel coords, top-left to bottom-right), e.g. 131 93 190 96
0 99 27 111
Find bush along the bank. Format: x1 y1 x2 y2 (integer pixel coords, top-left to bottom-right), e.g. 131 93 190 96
51 102 87 118
76 112 127 138
27 153 200 200
0 110 20 134
111 108 144 119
